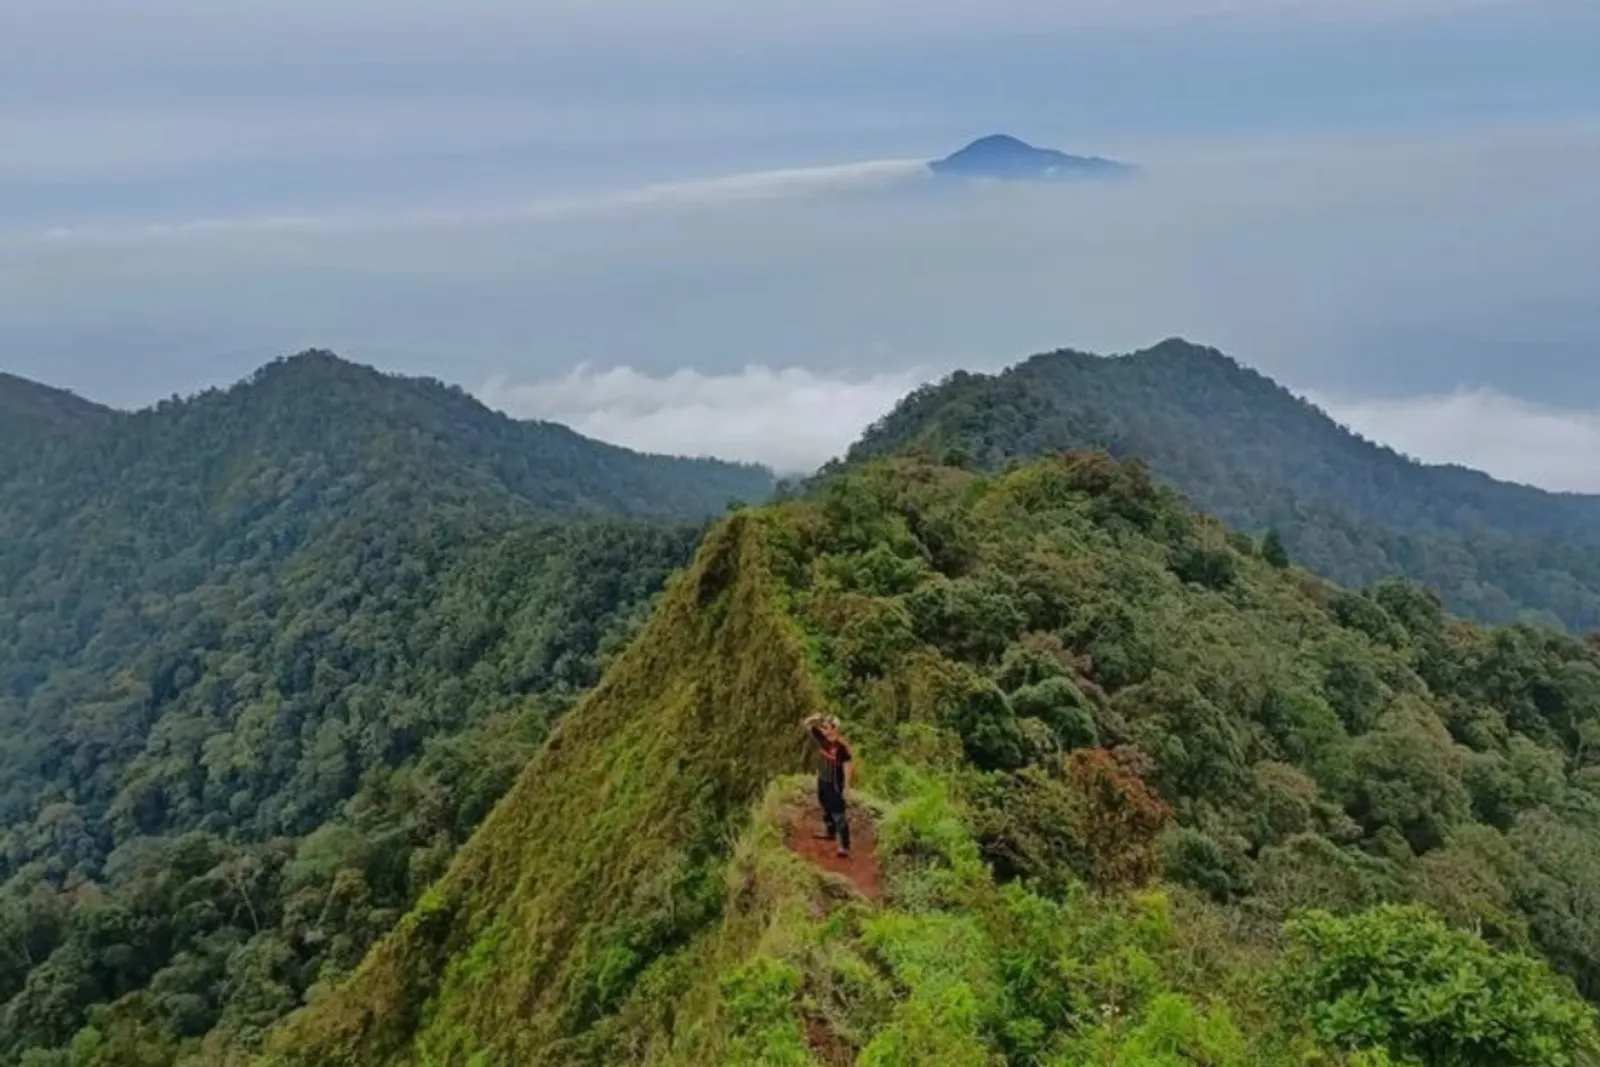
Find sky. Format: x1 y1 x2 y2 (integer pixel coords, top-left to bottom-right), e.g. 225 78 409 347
3 0 1600 486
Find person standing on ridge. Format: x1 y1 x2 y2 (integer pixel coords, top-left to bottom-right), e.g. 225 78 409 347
803 713 853 857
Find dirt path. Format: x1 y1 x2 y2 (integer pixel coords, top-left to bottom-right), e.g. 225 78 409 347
783 799 884 1064
783 803 884 904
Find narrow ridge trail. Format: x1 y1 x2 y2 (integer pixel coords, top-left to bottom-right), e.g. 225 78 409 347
783 803 884 904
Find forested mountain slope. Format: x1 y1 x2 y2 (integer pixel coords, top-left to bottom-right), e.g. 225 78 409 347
0 372 115 474
0 353 773 1065
262 452 1600 1067
842 339 1600 630
0 371 112 429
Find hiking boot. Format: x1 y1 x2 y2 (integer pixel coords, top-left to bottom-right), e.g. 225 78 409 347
837 847 851 858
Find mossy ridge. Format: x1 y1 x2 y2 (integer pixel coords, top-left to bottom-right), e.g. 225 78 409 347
257 513 835 1066
573 777 854 1067
259 453 1600 1067
755 455 1599 1066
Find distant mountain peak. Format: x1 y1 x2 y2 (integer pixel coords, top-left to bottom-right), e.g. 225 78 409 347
251 347 372 385
965 133 1035 152
929 133 1135 181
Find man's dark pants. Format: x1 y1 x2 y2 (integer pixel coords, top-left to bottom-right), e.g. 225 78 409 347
818 778 851 851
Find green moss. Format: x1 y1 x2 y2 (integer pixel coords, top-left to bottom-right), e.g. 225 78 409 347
257 516 835 1066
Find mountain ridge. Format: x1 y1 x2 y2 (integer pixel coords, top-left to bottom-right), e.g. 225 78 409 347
254 450 1600 1066
4 351 777 477
258 512 827 1066
839 337 1600 630
0 349 774 688
6 348 1600 1064
0 370 117 474
0 350 778 1065
0 370 112 424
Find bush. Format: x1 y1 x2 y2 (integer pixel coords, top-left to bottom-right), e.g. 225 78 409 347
1066 750 1172 891
719 957 811 1067
1169 540 1238 591
1281 904 1598 1067
1261 529 1290 569
906 575 1026 666
1161 827 1249 904
1009 676 1099 751
947 678 1026 772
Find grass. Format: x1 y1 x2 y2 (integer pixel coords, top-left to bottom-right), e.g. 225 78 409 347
258 515 836 1066
256 458 1600 1067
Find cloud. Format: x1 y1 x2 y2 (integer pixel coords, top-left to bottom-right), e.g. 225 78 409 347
0 102 638 182
0 96 922 185
1312 388 1600 493
10 158 931 244
10 4 1560 162
479 367 1600 495
6 117 1599 418
479 364 937 474
5 0 1588 213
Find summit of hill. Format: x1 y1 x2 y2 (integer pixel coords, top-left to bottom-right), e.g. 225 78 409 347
840 337 1600 631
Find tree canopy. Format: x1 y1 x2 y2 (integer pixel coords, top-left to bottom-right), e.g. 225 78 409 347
7 348 1600 1067
259 452 1600 1067
0 354 771 1065
840 338 1600 631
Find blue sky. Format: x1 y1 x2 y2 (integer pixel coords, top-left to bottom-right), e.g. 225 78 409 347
3 0 1599 484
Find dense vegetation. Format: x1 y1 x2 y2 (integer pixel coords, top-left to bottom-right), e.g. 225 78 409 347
842 338 1600 631
261 452 1600 1067
0 372 113 480
0 372 111 435
0 354 773 1066
10 344 1600 1066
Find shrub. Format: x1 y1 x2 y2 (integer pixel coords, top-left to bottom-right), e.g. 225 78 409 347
1010 676 1099 751
719 957 811 1067
1064 750 1172 891
1161 827 1249 904
1281 904 1598 1067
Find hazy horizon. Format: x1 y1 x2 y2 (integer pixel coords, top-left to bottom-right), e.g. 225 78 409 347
4 0 1598 490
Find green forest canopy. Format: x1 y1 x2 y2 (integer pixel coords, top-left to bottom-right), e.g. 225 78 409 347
842 338 1600 632
6 346 1600 1066
0 353 771 1066
260 452 1600 1067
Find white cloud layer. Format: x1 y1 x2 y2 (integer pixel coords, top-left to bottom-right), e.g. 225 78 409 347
11 159 930 244
479 364 937 474
6 119 1599 422
3 0 1579 194
1312 388 1600 492
483 365 1600 493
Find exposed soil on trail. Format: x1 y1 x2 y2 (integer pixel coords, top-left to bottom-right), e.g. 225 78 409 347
784 800 883 1062
783 803 884 904
803 1015 857 1067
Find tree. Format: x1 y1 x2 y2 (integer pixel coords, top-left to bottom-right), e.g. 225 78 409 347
1261 528 1290 569
1064 749 1173 890
1282 904 1598 1066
